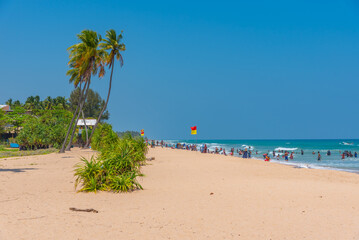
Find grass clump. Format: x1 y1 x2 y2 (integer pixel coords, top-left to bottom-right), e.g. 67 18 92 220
74 123 148 192
0 148 57 158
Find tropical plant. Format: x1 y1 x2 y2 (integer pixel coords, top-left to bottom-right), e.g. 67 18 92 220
86 29 125 148
90 123 118 151
74 123 147 193
60 29 107 153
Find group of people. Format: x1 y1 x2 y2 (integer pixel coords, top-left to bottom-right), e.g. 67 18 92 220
148 140 359 162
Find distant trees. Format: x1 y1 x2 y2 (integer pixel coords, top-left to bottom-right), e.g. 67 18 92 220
69 88 109 120
116 131 141 138
5 96 69 111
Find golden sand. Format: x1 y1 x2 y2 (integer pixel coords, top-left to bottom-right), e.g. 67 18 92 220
0 147 359 239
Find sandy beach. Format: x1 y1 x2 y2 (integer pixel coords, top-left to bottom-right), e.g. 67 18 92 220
1 147 359 240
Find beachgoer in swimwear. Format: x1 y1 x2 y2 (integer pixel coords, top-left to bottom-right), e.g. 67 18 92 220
284 152 289 161
317 151 321 161
290 152 294 160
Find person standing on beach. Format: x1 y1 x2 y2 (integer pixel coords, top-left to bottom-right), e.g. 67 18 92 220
243 149 248 158
317 152 321 161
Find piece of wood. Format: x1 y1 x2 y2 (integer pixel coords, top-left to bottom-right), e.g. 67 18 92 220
69 207 98 213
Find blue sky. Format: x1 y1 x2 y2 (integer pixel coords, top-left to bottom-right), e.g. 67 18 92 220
1 0 359 139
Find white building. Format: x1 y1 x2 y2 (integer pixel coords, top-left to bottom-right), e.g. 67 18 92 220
77 119 97 126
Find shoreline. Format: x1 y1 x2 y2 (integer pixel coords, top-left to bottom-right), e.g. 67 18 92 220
160 139 359 174
1 147 359 239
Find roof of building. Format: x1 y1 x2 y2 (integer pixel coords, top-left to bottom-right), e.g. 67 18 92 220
77 119 97 126
0 105 10 111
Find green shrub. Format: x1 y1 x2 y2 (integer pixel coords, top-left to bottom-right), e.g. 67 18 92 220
74 124 147 193
16 108 72 149
91 123 118 151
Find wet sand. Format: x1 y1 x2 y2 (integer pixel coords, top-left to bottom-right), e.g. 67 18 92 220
0 147 359 239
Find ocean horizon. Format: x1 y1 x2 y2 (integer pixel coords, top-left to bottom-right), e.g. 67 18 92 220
164 139 359 173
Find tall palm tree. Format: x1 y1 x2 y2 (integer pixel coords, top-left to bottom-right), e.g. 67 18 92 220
60 30 107 153
85 29 125 147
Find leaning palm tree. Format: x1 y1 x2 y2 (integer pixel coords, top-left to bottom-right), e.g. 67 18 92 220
85 29 125 148
59 30 106 153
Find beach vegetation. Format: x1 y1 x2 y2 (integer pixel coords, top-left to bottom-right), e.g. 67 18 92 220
74 123 147 192
0 148 57 159
16 108 72 149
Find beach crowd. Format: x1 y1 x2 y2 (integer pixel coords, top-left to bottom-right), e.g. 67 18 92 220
146 140 358 162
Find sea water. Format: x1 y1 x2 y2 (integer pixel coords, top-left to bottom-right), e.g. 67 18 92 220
165 139 359 173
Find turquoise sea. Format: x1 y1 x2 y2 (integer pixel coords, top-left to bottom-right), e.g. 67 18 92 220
165 139 359 173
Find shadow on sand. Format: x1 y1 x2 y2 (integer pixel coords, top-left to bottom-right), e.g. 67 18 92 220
0 168 38 173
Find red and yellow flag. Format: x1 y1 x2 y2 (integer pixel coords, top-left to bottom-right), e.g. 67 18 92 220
191 126 197 135
140 129 144 136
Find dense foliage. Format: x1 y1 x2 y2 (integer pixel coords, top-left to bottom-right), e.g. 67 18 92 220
69 88 109 120
74 123 147 192
116 131 141 138
16 108 73 149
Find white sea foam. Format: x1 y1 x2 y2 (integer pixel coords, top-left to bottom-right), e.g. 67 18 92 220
274 147 298 151
241 145 254 150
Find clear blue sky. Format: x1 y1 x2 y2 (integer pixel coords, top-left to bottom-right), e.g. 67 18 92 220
1 0 359 139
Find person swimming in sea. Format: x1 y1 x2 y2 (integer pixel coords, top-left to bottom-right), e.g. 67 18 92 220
355 152 358 158
290 152 294 160
327 150 331 156
317 151 321 161
301 149 304 155
284 151 289 161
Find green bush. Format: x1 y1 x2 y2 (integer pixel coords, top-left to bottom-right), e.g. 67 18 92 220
74 124 148 192
16 108 72 149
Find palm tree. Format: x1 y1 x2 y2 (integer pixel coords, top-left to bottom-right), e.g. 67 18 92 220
6 98 13 108
85 29 125 147
60 30 106 153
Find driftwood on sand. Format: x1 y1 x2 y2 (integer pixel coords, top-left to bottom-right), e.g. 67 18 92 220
69 207 98 213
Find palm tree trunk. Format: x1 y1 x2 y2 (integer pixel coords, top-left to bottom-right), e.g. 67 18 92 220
85 59 115 148
59 82 86 153
66 80 91 151
81 109 89 146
